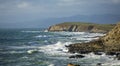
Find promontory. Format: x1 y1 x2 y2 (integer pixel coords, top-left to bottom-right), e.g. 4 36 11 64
48 22 115 33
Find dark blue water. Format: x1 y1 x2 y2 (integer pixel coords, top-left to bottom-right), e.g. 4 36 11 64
0 29 119 66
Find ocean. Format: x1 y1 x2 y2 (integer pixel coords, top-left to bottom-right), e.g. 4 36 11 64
0 28 120 66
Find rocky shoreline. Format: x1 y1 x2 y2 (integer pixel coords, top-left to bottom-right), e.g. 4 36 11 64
66 22 120 61
65 22 120 66
48 22 120 66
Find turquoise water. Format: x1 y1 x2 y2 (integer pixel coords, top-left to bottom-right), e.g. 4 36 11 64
0 29 119 66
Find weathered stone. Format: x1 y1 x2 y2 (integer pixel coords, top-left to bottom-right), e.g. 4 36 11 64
96 63 102 66
69 55 85 58
117 56 120 60
67 39 104 53
66 22 120 56
67 63 80 66
93 52 103 55
105 52 116 56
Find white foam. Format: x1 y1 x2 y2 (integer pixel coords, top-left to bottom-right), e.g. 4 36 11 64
52 32 86 35
38 32 105 56
48 64 54 66
8 46 39 49
35 35 47 38
21 30 41 33
39 41 72 56
102 60 120 66
69 32 105 42
27 49 38 54
75 37 99 41
85 52 106 59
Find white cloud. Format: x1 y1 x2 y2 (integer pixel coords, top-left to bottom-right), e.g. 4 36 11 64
112 0 120 3
57 0 81 6
60 0 76 2
17 2 29 8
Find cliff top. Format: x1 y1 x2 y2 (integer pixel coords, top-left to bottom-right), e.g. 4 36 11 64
48 22 116 32
56 22 115 26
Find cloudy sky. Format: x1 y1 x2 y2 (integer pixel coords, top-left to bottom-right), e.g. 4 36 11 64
0 0 120 28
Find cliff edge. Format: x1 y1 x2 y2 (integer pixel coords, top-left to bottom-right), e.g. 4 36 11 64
48 22 115 33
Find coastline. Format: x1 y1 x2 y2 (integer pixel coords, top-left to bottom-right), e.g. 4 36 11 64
47 22 120 66
66 22 120 66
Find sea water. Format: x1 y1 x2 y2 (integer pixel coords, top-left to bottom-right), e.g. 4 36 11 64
0 28 120 66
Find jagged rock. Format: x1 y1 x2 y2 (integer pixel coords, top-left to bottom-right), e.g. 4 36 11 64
102 23 120 52
67 22 120 56
69 55 85 58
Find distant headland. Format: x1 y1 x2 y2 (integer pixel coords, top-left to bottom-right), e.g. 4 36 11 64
47 22 115 33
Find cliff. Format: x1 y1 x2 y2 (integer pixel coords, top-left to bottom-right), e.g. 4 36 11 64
102 23 120 52
67 22 120 53
48 22 115 33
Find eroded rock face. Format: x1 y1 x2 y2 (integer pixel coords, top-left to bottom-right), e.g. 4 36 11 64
67 39 104 53
102 23 120 52
67 22 120 54
48 22 115 33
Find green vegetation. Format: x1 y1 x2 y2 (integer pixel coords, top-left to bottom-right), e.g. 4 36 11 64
56 22 96 25
49 22 115 33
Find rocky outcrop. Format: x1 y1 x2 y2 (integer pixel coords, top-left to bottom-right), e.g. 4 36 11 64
67 39 104 53
48 22 115 33
69 55 85 58
67 22 120 54
67 63 80 66
102 23 120 52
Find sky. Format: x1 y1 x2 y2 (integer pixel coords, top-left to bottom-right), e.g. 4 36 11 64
0 0 120 28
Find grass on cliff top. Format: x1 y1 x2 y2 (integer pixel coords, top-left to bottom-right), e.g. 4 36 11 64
57 22 95 25
56 22 115 31
57 22 115 26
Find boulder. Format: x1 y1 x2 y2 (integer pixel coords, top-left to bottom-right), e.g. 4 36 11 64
96 63 102 66
67 63 80 66
93 52 103 55
105 52 116 56
69 55 85 58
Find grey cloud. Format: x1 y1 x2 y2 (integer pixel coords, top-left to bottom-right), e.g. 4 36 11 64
0 0 120 28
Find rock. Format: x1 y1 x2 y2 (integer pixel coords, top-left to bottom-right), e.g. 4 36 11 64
102 23 120 52
67 63 80 66
27 49 38 54
105 52 116 56
66 22 120 55
116 53 120 60
96 63 102 66
67 39 104 53
48 22 115 33
67 63 75 66
79 51 91 54
93 52 103 55
117 56 120 60
69 55 85 58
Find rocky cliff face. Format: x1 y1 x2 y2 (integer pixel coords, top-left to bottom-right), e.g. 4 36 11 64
48 22 115 33
67 22 120 53
102 23 120 52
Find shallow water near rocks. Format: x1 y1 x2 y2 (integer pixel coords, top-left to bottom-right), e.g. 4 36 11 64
0 28 119 66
